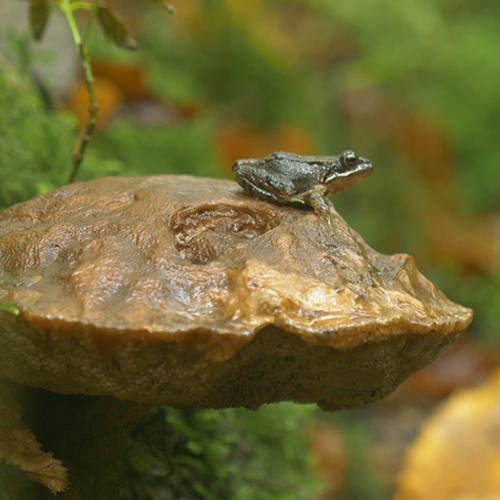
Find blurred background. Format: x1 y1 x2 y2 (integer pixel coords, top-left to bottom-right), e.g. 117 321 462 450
0 0 499 498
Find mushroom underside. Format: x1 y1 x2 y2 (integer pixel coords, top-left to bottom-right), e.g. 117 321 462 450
0 312 460 411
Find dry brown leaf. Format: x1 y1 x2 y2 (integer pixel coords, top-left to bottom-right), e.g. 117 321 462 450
0 385 68 494
405 340 500 397
396 366 500 500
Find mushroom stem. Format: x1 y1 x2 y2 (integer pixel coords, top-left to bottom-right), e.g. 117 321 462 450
15 384 149 498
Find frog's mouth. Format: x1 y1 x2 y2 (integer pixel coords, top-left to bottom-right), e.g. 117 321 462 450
232 163 252 190
325 157 374 195
357 157 374 177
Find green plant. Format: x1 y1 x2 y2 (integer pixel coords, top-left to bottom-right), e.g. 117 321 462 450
27 0 173 182
0 304 19 315
115 404 323 499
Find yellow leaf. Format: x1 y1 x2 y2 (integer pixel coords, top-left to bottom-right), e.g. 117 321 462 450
396 367 500 500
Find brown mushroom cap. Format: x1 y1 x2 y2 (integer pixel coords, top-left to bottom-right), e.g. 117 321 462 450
0 176 472 410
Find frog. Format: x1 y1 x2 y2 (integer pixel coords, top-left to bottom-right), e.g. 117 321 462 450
232 150 374 234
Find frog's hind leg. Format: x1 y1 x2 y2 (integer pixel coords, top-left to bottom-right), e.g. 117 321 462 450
309 191 349 238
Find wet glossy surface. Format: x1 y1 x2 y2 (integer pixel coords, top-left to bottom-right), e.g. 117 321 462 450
0 176 472 409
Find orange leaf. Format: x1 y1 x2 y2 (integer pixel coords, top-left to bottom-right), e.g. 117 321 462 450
66 76 123 129
215 121 316 175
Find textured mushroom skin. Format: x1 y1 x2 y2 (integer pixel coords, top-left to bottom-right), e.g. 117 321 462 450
0 176 472 409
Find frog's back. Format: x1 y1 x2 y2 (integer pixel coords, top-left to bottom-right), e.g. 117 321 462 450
263 151 324 180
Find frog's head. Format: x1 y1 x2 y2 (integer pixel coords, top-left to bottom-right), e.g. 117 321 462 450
323 151 374 195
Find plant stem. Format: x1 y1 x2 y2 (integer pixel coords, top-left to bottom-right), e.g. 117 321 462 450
60 0 100 183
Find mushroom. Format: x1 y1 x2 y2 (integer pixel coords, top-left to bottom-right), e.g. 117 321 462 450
0 175 472 495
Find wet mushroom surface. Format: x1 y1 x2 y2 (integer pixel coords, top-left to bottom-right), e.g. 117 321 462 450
0 175 472 410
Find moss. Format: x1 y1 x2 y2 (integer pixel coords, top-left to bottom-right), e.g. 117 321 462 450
115 404 323 500
0 74 68 209
0 36 124 210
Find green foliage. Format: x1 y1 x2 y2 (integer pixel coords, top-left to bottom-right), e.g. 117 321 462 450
140 8 320 130
0 303 19 315
0 68 120 210
333 414 387 500
0 68 70 209
429 267 500 345
94 117 223 178
116 404 322 499
0 35 124 209
0 460 23 500
0 463 12 500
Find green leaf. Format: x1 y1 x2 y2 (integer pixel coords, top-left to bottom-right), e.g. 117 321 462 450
29 0 50 41
0 302 19 315
97 4 138 51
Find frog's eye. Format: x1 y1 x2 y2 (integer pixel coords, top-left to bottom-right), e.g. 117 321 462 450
342 151 358 168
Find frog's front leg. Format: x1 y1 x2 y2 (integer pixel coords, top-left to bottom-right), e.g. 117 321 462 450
309 191 348 237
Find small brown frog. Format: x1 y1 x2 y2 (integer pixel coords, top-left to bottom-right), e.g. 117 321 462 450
232 151 374 233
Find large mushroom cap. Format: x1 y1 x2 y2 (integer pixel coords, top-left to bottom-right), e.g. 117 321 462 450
0 175 472 410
